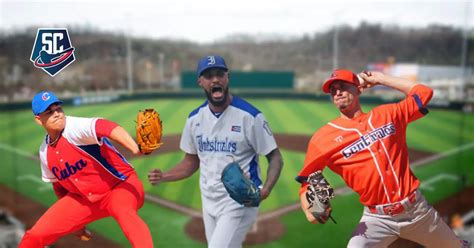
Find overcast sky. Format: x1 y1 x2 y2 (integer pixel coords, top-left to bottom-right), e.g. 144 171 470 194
0 0 471 43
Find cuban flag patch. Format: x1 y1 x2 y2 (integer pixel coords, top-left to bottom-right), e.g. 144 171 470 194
231 125 241 132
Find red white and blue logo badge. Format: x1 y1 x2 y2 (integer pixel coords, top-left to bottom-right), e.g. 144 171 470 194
231 125 241 132
42 92 51 101
30 28 76 77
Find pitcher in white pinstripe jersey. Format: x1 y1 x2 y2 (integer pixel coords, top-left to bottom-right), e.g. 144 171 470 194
148 55 283 248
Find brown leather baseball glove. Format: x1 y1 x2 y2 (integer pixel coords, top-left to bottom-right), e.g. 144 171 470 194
136 109 163 154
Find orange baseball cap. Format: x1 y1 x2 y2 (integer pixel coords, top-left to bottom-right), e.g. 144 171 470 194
322 69 360 93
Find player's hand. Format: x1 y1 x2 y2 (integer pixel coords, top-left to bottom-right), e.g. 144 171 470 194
300 191 317 224
148 168 163 185
259 187 270 201
73 227 92 241
244 171 270 202
358 71 384 89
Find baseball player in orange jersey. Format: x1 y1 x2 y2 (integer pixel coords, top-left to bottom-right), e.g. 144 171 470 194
18 91 154 247
296 70 465 247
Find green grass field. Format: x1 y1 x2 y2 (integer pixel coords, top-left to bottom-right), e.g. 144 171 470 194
0 97 473 247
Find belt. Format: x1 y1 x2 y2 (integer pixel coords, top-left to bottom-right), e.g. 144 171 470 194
367 190 418 216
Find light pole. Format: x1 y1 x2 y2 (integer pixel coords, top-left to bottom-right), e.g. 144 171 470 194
460 0 471 101
333 24 339 69
145 60 152 90
158 52 165 87
126 32 133 93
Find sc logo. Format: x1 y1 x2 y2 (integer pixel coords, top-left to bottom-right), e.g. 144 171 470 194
30 28 76 77
41 32 65 54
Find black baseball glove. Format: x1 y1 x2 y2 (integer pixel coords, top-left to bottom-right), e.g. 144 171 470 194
303 170 336 224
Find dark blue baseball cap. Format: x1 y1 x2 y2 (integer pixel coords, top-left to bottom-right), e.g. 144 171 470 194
196 55 228 77
32 91 63 115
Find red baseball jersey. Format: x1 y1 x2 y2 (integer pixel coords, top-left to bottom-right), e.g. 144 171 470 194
297 84 433 206
39 116 135 202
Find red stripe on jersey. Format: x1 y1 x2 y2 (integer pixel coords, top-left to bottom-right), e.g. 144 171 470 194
96 119 118 137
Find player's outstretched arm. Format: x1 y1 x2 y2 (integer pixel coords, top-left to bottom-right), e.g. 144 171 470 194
108 126 140 155
148 153 199 185
260 148 283 201
358 71 419 95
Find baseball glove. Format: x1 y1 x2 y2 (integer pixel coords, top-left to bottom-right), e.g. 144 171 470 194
135 109 163 154
304 170 336 224
221 162 260 207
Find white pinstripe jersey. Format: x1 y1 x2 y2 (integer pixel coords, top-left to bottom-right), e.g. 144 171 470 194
180 96 277 200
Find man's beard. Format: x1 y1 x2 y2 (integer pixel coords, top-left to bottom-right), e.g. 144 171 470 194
204 86 229 107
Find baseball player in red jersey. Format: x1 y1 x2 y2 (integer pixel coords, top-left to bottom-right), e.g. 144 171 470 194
18 91 154 247
296 70 465 247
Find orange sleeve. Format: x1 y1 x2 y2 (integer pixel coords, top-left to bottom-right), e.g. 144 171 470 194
393 84 433 124
295 133 327 194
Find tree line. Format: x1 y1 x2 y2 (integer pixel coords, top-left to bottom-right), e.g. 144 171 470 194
0 22 471 98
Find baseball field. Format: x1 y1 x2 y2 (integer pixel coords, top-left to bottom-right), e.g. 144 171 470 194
1 97 473 247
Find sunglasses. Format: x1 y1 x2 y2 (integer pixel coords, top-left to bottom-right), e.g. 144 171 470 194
201 69 227 79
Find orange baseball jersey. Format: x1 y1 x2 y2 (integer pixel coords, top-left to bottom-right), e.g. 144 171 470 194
296 84 433 206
